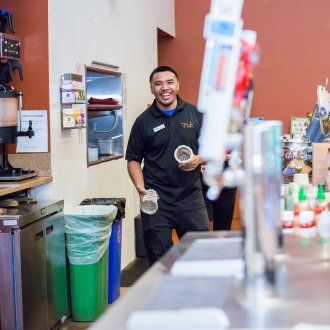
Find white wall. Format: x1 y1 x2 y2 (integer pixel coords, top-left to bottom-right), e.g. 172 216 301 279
47 0 175 268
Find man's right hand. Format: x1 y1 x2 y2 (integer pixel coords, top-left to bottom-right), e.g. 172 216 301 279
137 186 148 201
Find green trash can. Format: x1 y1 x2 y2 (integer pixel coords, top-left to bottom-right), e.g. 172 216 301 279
69 248 109 321
65 205 117 321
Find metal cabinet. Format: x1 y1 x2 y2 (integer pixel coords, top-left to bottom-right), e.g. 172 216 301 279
20 219 48 330
0 200 69 330
44 212 69 327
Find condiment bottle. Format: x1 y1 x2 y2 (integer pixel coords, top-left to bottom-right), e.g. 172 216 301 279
315 184 327 223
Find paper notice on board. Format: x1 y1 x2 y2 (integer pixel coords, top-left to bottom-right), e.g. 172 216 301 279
16 110 48 153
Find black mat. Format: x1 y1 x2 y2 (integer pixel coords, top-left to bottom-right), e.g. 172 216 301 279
121 257 150 287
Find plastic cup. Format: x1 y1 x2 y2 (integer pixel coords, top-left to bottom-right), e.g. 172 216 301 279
174 145 193 164
140 189 158 215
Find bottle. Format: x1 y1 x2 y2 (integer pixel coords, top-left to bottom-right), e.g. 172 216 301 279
281 210 294 234
315 184 327 223
284 186 294 211
298 187 309 211
306 184 317 209
298 187 316 237
299 211 316 237
282 186 295 233
293 186 303 232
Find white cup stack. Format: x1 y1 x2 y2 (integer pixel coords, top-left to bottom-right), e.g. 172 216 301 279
174 145 193 164
140 189 158 215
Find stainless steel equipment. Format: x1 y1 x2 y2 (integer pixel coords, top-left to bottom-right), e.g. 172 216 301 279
242 121 283 300
0 89 18 143
91 232 330 329
197 0 282 301
0 33 20 60
0 9 35 181
0 199 70 330
0 90 36 181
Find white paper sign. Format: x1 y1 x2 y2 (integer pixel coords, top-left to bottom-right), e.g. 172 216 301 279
16 110 48 153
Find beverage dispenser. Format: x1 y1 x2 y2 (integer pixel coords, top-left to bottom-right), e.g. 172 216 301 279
0 9 35 180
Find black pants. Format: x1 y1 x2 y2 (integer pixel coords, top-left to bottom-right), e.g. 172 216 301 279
141 207 209 265
202 183 237 230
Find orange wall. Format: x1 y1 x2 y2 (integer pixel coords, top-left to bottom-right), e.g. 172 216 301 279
158 1 208 106
159 0 330 133
1 0 49 152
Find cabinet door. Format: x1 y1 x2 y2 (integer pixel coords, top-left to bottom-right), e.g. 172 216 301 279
44 211 70 328
20 220 48 330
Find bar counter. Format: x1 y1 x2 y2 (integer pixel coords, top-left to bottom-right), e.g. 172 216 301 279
92 231 330 329
0 176 52 197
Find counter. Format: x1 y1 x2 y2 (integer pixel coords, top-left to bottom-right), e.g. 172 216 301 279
92 231 330 329
0 176 52 197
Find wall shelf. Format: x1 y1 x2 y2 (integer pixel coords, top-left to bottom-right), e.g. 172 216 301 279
86 66 121 77
88 155 123 167
88 110 113 118
87 104 122 111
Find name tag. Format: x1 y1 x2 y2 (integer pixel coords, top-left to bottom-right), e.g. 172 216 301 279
153 124 165 132
3 220 17 226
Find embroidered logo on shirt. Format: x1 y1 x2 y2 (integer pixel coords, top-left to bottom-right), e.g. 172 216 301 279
153 124 165 132
180 121 193 128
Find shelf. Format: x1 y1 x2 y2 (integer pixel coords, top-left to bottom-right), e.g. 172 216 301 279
87 66 121 76
88 154 123 167
87 110 113 118
87 104 122 111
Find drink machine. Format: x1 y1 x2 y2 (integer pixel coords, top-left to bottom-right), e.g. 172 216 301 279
0 9 36 181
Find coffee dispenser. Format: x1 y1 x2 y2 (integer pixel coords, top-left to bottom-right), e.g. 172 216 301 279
0 9 36 180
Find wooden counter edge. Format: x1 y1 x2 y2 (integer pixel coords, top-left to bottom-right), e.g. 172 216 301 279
0 176 53 197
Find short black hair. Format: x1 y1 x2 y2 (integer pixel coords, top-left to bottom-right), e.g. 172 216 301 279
149 66 179 84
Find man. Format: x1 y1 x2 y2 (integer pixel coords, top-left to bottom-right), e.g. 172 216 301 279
126 66 209 265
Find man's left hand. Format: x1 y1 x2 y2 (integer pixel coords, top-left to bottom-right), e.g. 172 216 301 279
179 154 203 171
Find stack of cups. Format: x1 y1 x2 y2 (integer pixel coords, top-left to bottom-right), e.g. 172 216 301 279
174 145 193 164
140 189 158 215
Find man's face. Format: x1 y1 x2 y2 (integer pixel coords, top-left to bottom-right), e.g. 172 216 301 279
150 71 180 110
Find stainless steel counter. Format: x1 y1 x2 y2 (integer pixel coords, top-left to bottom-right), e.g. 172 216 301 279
92 231 330 329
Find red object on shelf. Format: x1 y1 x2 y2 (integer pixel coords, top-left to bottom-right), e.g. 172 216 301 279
88 97 119 105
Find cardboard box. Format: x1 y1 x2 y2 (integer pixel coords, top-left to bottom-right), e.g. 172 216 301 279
312 142 330 185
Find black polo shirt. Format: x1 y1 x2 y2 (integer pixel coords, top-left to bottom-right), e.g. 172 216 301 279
125 97 205 211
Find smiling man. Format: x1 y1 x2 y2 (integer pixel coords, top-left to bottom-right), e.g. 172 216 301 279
125 66 209 265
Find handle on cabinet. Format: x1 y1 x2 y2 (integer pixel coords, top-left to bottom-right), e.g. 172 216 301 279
35 231 44 241
46 225 54 235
